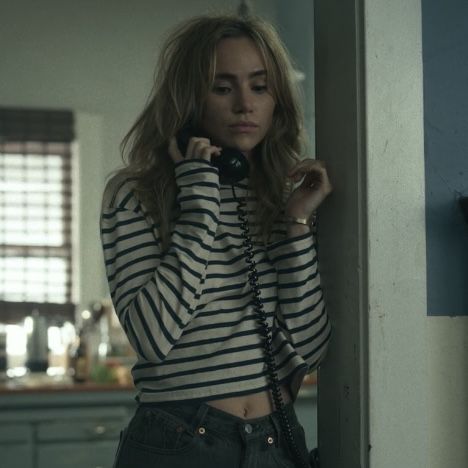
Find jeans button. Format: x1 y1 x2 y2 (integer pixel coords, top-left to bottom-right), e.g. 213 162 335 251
244 423 253 434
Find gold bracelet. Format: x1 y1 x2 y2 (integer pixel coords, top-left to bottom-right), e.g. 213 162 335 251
285 216 309 225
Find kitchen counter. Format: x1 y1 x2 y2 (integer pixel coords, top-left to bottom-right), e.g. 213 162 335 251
0 370 317 397
0 380 134 394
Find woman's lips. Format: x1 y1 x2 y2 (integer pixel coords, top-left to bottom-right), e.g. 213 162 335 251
229 123 258 133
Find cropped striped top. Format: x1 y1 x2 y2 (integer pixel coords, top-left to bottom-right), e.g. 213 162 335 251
99 159 331 403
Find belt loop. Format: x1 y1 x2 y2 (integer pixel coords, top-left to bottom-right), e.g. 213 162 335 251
191 402 210 432
268 413 282 448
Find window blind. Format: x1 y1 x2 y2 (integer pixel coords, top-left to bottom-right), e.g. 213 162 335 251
0 108 75 323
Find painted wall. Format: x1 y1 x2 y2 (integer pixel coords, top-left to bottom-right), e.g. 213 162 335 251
365 1 468 466
0 0 276 314
423 0 468 316
422 0 468 466
275 0 315 152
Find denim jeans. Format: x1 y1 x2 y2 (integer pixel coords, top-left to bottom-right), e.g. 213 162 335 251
113 400 310 468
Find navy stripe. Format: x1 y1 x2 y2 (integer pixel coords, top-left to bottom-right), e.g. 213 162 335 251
178 166 218 178
287 303 326 335
141 369 267 393
159 257 202 282
207 252 271 267
269 243 314 264
147 342 263 368
124 317 150 361
159 261 201 291
174 158 213 170
118 190 134 209
104 241 162 266
116 284 141 310
176 219 216 234
178 194 219 205
134 356 266 385
302 326 332 361
179 207 218 224
178 181 219 189
133 300 166 361
107 254 159 282
111 266 154 297
141 288 181 341
276 255 318 275
293 314 330 349
173 230 217 251
173 327 260 349
157 274 192 311
171 240 212 266
102 226 154 249
268 231 313 251
204 265 276 281
182 311 267 335
220 196 255 204
276 268 319 290
278 284 322 305
280 292 324 319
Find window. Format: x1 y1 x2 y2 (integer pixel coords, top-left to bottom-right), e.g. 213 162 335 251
0 108 75 322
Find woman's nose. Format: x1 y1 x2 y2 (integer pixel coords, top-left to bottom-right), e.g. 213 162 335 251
233 88 254 113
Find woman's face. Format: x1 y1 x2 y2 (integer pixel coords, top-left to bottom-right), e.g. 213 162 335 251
199 36 276 159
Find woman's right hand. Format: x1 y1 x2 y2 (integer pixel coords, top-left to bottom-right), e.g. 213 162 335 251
168 136 222 164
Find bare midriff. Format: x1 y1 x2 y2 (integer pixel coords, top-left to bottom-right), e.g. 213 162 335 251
205 383 292 419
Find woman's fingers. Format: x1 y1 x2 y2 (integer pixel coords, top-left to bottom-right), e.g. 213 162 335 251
169 136 221 163
289 159 333 194
289 158 325 177
189 138 222 161
168 137 183 163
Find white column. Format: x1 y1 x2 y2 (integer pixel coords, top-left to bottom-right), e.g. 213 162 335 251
364 1 428 467
315 0 428 466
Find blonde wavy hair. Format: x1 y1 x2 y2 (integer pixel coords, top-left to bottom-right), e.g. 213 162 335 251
115 14 305 251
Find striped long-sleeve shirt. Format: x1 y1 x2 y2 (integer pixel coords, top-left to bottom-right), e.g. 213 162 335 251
100 159 331 403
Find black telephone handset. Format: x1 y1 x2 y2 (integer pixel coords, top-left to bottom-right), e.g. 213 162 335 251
176 126 249 184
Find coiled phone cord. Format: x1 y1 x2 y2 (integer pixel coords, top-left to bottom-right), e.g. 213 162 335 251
232 185 311 468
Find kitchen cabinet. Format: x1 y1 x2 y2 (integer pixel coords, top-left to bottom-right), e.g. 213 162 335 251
0 382 317 468
0 423 34 468
0 386 136 468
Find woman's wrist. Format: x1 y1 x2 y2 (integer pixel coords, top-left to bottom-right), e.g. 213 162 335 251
284 213 316 238
286 222 310 238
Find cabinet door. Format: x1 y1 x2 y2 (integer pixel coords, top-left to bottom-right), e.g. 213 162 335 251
0 423 33 468
0 443 34 468
38 440 118 468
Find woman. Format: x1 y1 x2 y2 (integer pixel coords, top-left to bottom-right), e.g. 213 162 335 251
100 14 332 468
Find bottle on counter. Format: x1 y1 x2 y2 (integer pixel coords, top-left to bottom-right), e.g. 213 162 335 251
25 311 49 373
69 329 89 383
0 325 7 379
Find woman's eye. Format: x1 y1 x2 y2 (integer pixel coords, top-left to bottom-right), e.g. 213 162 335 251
252 85 268 93
213 85 231 94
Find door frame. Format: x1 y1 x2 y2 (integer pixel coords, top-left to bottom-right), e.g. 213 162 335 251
314 1 428 467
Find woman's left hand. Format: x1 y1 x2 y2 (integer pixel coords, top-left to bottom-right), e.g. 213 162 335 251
285 159 333 219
